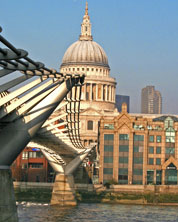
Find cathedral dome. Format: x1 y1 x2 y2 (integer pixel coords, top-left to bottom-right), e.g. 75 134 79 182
61 40 109 68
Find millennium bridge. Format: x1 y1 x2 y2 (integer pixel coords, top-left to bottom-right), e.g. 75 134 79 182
0 26 95 222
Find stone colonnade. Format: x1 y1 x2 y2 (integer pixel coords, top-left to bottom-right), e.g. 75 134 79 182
82 82 115 102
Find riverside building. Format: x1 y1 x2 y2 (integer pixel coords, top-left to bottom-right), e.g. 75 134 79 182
99 103 178 186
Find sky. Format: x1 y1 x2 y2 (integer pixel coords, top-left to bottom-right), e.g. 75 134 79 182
0 0 178 114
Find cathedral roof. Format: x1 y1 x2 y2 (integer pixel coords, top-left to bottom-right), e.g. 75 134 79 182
61 40 109 68
60 1 109 69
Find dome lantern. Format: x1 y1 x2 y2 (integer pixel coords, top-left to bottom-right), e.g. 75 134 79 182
79 1 93 41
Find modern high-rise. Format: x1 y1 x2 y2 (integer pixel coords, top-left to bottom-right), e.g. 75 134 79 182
141 86 162 114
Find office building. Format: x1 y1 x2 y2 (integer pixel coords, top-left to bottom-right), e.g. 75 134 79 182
99 103 178 186
141 86 162 114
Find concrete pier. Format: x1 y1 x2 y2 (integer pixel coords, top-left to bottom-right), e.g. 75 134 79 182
0 169 18 222
51 174 77 206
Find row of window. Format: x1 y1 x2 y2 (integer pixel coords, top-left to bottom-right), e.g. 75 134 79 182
148 146 161 154
148 158 161 165
149 135 161 143
104 145 175 155
105 134 164 143
22 163 43 169
22 151 43 159
62 67 109 74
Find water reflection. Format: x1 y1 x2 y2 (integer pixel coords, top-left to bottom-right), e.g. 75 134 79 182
18 202 178 222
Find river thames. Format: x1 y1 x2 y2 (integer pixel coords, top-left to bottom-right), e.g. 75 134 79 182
17 202 178 222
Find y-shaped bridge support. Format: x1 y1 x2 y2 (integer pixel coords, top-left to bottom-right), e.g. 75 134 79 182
40 145 94 206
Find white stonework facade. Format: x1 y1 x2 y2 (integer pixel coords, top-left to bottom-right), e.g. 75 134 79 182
60 2 117 146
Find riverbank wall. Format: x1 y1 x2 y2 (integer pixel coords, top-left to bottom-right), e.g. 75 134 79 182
13 182 178 205
13 182 178 194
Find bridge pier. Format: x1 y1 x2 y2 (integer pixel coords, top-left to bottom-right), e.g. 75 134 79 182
0 168 18 222
51 174 77 206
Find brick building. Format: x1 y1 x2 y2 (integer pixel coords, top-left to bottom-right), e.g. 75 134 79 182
11 147 54 182
99 103 178 186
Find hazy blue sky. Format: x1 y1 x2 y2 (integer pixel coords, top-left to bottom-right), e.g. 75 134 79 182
1 0 178 113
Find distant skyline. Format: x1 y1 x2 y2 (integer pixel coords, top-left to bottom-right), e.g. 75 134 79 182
1 0 178 114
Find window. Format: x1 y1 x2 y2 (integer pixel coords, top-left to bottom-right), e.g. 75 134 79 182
104 156 113 163
134 135 144 141
29 151 36 158
87 120 93 130
134 157 143 164
87 68 89 71
166 148 175 154
149 135 154 142
22 163 28 169
104 134 114 141
148 147 154 154
134 146 143 153
119 157 128 164
77 68 79 71
103 168 113 174
119 145 129 152
165 117 174 128
29 151 43 158
29 163 43 168
166 128 175 143
147 170 154 184
104 124 114 130
119 134 129 140
156 147 161 154
156 158 161 165
104 145 113 152
148 158 154 165
156 136 162 143
118 168 128 184
22 152 28 160
133 169 143 175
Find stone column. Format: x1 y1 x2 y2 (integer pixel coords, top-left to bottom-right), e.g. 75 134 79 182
113 130 118 182
90 83 92 101
113 87 115 102
105 85 108 101
109 85 112 102
83 83 86 100
96 84 98 100
128 132 133 184
101 85 104 101
51 174 77 206
143 131 148 185
0 168 18 222
162 169 165 185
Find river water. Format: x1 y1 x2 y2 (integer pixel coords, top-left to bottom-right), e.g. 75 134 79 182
17 202 178 222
